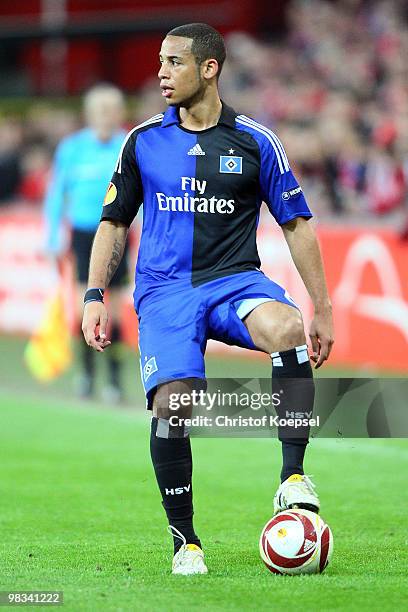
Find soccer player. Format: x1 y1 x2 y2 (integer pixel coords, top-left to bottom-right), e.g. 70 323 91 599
45 84 129 402
82 24 334 575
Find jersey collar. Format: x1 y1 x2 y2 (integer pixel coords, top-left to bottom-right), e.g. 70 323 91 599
161 101 237 129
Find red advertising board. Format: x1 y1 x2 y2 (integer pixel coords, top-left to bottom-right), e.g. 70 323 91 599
318 227 408 371
1 207 407 371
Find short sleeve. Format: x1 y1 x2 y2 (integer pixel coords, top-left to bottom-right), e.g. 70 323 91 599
258 134 312 225
100 133 143 227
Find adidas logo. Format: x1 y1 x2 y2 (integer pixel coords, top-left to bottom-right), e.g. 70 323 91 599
188 144 206 156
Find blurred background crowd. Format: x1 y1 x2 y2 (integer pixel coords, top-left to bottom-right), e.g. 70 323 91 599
0 0 407 229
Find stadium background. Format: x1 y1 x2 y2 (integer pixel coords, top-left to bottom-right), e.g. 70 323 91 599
0 1 407 610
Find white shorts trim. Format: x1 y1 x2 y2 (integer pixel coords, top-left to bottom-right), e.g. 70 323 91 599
235 297 275 320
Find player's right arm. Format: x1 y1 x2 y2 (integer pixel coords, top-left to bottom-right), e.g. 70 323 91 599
82 128 143 352
82 219 128 352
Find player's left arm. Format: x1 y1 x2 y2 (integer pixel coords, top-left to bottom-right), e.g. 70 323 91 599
281 217 334 368
257 130 334 367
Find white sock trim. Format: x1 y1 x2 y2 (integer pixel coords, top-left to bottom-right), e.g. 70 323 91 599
270 344 309 366
295 344 309 364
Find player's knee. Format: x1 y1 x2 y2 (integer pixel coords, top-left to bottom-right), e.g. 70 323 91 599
260 311 305 353
281 312 305 347
152 379 196 420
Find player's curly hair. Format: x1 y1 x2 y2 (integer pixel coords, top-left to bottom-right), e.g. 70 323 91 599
167 23 226 78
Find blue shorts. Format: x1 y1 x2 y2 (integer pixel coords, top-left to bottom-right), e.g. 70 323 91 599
134 270 298 407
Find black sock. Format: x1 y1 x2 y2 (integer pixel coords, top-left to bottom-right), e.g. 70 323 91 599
271 345 314 483
150 417 201 553
81 336 95 382
108 323 121 387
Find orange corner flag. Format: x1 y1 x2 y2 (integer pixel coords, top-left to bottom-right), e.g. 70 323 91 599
24 291 73 382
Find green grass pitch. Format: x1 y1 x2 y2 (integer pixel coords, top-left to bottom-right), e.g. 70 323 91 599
1 387 407 611
0 337 407 609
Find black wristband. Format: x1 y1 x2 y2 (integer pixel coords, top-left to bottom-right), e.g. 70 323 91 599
84 288 105 305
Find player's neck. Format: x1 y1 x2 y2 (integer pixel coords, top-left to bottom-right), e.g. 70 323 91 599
178 90 222 131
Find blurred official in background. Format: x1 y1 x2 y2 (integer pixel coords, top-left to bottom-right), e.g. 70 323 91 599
44 84 128 402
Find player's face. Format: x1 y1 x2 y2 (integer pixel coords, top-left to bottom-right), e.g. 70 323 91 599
158 36 204 106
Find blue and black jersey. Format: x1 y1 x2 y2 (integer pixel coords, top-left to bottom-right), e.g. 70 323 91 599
101 103 312 288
